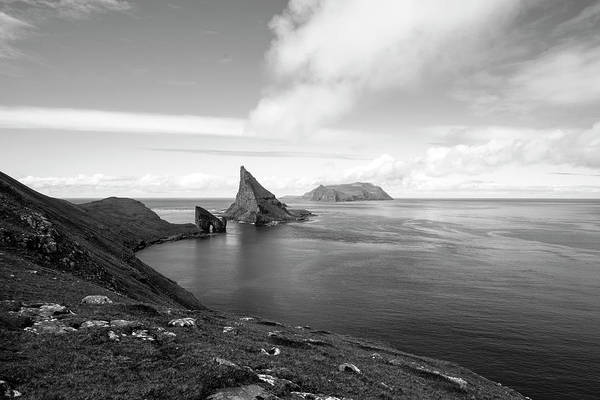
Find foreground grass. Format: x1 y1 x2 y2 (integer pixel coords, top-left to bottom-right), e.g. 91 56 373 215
0 258 527 400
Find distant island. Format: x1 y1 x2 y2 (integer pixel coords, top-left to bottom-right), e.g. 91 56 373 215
302 182 393 202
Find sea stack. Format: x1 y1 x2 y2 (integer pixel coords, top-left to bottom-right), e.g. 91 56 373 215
303 182 393 202
195 206 226 233
224 166 310 225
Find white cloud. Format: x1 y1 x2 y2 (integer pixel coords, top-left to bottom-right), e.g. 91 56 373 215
0 12 30 59
342 122 600 193
249 0 521 136
507 44 600 106
0 0 131 62
0 106 248 136
19 172 238 197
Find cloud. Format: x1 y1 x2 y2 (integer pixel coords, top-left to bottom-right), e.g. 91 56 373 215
506 44 600 106
151 148 371 160
0 0 131 63
0 106 248 136
19 172 238 197
17 121 600 198
455 2 600 114
0 12 31 59
249 0 521 136
343 122 600 192
2 0 131 19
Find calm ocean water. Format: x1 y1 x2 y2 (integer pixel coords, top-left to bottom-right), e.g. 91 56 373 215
137 198 600 400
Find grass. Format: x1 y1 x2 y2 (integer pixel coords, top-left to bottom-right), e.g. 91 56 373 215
0 260 528 400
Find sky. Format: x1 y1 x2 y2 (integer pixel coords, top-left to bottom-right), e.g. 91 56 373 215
1 0 599 198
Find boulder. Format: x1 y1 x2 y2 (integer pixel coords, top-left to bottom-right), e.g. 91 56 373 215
80 320 110 328
291 392 344 400
131 329 154 341
168 317 196 327
0 380 22 398
223 166 310 225
110 319 137 328
214 357 238 368
16 303 69 320
338 363 361 374
81 295 112 305
258 374 299 395
24 320 76 335
260 347 281 356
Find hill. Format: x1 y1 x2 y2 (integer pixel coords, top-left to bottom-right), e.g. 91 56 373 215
303 183 393 202
0 171 203 308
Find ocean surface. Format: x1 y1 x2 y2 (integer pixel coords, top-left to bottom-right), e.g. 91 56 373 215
136 198 600 400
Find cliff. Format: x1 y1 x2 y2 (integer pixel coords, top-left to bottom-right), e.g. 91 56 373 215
0 171 203 309
303 182 393 202
224 166 311 225
195 206 226 233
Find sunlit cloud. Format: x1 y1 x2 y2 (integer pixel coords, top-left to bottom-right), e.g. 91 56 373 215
150 148 371 160
0 106 248 137
249 0 521 136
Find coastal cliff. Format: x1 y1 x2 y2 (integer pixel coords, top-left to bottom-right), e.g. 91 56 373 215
224 166 310 225
0 171 527 400
303 183 393 202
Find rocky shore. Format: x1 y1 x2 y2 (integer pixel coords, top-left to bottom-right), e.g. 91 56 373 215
0 170 528 400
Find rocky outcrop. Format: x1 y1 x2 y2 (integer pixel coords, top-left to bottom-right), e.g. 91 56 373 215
224 166 310 225
195 206 226 233
303 182 393 202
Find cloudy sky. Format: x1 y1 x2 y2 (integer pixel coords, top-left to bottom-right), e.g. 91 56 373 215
1 0 599 198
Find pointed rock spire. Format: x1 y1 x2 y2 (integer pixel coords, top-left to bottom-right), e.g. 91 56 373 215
223 166 310 225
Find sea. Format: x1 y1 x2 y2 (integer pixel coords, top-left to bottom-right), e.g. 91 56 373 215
135 198 600 400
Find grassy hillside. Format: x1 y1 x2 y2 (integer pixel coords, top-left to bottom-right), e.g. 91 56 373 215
0 171 203 308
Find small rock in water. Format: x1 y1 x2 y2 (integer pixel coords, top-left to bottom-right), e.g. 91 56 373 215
168 317 196 327
108 331 120 341
80 320 110 328
260 347 281 356
222 326 235 333
338 363 361 374
81 295 112 305
206 384 269 400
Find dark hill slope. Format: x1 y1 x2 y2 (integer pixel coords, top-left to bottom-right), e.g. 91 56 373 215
0 171 203 309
